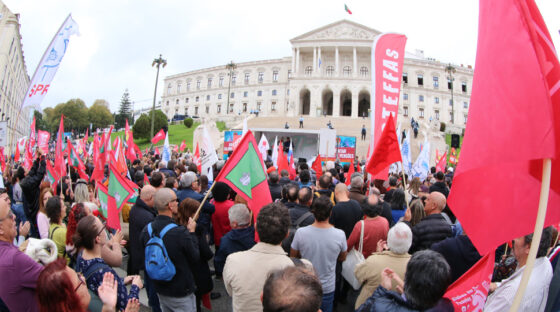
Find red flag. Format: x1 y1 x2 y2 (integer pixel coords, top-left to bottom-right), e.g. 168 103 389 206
151 129 165 145
448 0 560 255
83 128 89 145
37 130 50 153
90 133 105 182
14 143 20 163
345 160 355 186
366 115 402 176
436 151 447 173
124 119 131 143
29 116 36 148
23 141 33 170
55 116 67 178
144 173 149 185
173 145 179 153
276 143 289 173
0 147 5 173
443 252 495 311
370 33 407 179
154 147 160 156
215 130 272 216
179 140 186 152
193 143 201 173
312 155 323 176
449 148 458 165
67 138 89 181
202 293 212 310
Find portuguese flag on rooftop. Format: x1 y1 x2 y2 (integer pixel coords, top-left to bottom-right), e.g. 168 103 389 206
215 130 272 217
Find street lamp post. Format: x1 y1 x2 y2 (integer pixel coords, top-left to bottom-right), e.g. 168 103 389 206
151 55 167 142
445 63 456 125
226 61 237 115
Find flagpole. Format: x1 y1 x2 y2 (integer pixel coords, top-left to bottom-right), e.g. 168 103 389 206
509 158 551 312
400 162 410 211
193 181 217 221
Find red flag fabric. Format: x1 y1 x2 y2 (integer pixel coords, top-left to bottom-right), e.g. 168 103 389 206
276 143 289 174
179 140 186 152
67 139 89 181
37 130 50 153
436 151 447 173
448 0 560 255
215 130 272 217
312 155 323 176
55 116 67 178
173 145 179 153
154 147 160 156
124 119 130 143
193 143 201 173
366 115 402 176
29 116 36 148
443 252 495 311
449 148 458 165
202 293 212 310
90 133 105 182
151 129 166 145
345 160 355 186
144 173 149 185
14 143 20 163
23 141 33 170
0 147 5 173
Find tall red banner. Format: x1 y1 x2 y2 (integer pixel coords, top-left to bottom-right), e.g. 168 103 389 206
370 33 407 179
37 130 50 153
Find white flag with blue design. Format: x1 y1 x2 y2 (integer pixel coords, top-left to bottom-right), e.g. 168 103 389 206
21 15 79 111
162 132 170 163
411 137 430 181
401 129 412 175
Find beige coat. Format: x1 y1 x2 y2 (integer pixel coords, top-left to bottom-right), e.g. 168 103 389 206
354 250 411 309
223 242 312 312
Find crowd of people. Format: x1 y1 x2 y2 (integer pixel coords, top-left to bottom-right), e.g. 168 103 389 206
0 145 559 312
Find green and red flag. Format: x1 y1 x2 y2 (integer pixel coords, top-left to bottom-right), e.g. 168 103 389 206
97 181 109 219
215 130 272 217
107 162 136 230
45 161 60 186
90 133 105 182
344 4 352 14
67 138 88 180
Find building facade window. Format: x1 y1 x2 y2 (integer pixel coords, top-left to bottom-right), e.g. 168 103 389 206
450 112 454 122
419 108 424 118
433 76 439 89
219 76 224 87
232 75 237 85
305 66 313 76
343 66 351 77
435 97 439 104
326 66 334 77
231 92 235 98
184 107 188 114
196 80 201 89
217 105 221 114
244 73 250 84
206 95 210 101
417 74 424 86
464 115 468 124
449 99 453 106
177 83 182 93
272 71 278 82
419 95 424 102
360 66 368 77
166 101 169 106
167 84 172 94
257 90 262 96
229 103 234 113
196 96 199 102
435 110 440 120
218 94 222 99
206 106 209 114
195 106 199 115
257 102 262 111
244 91 248 97
271 101 277 111
464 101 469 109
462 81 468 93
258 72 264 83
187 82 191 91
243 103 247 112
176 99 179 105
404 106 408 116
403 93 408 101
207 78 212 88
403 72 408 84
288 70 292 79
186 98 189 103
272 89 277 96
448 78 452 90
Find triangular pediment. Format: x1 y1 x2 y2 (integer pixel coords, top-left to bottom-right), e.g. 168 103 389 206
290 20 381 43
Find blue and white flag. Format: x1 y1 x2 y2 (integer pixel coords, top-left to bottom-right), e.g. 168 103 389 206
401 130 412 175
162 132 171 163
411 137 430 181
21 15 79 111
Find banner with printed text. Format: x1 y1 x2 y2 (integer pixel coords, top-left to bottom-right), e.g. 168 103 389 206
223 130 243 160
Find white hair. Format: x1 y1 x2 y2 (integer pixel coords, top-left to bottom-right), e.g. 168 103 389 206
387 222 413 254
228 204 251 226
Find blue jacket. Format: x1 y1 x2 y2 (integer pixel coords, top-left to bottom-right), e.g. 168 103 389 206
176 188 215 228
214 226 255 275
356 286 453 312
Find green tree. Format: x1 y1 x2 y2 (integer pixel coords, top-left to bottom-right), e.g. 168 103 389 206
88 100 114 131
52 99 89 135
33 110 49 132
133 110 168 139
183 117 193 128
42 107 56 132
115 90 132 129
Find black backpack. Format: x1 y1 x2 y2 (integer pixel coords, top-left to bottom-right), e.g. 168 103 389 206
282 211 312 253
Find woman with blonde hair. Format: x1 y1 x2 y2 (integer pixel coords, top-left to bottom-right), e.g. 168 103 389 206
73 179 89 204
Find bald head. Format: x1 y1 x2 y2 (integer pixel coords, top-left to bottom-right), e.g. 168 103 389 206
426 191 446 215
140 185 156 205
334 183 349 202
154 188 176 212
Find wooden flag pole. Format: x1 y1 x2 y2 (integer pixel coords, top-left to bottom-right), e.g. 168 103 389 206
193 180 217 221
509 158 551 312
400 162 410 211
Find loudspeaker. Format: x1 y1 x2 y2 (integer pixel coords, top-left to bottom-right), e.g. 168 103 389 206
451 134 460 148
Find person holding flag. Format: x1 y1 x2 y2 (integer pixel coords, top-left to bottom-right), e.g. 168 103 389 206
20 147 46 238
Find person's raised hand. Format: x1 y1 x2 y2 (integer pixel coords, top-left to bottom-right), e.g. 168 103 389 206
98 272 118 310
187 217 196 233
19 221 30 237
124 298 140 312
131 275 143 289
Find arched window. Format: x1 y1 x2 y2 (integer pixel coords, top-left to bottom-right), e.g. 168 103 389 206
360 66 368 77
343 66 352 77
305 66 313 76
167 84 172 94
326 66 334 77
177 82 182 93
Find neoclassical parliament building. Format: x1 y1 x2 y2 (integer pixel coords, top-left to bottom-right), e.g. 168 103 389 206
161 20 473 128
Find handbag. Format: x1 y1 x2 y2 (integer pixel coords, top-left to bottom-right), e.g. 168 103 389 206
341 220 365 290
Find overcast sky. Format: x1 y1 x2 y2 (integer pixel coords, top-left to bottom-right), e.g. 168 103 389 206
4 0 560 113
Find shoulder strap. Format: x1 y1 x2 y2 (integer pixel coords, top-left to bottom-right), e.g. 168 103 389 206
295 211 313 227
148 223 153 237
49 226 61 240
159 223 178 238
83 261 110 281
358 220 364 253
